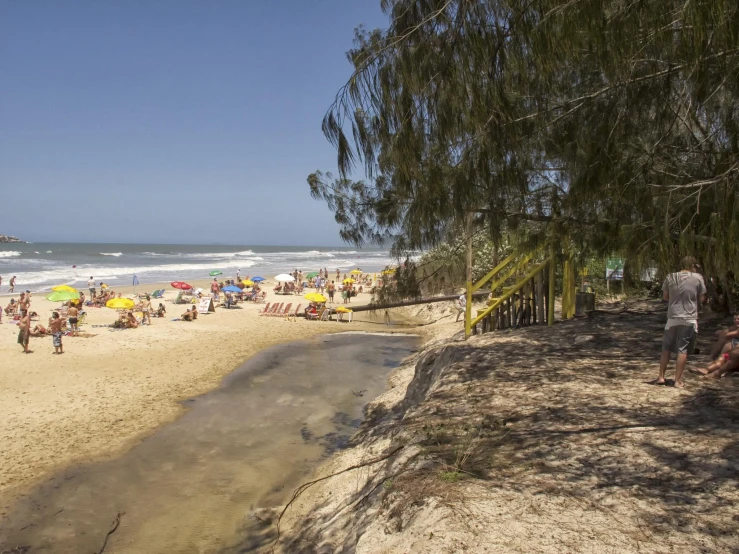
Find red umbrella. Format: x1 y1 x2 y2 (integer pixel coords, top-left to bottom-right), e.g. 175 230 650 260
171 281 192 290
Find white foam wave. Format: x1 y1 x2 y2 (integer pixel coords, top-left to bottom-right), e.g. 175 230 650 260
34 251 40 254
100 252 123 257
12 260 258 286
0 251 21 258
46 250 53 253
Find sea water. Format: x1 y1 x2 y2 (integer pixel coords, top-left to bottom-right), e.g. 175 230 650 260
0 243 396 292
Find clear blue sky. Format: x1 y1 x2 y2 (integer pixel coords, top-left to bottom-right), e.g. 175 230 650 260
0 1 386 245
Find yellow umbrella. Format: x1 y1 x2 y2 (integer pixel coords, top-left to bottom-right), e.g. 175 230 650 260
52 284 78 293
381 268 396 275
342 278 356 284
106 298 135 310
243 280 254 287
350 269 362 275
304 292 327 303
335 306 352 313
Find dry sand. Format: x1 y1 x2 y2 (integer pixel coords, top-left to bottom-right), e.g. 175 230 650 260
278 302 739 553
0 280 405 511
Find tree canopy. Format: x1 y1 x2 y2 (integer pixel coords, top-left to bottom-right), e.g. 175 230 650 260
309 0 739 295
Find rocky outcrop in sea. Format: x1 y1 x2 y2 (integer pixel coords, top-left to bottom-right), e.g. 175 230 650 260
0 235 24 243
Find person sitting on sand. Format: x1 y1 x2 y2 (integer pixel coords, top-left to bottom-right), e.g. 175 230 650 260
694 344 739 380
4 298 17 316
156 303 166 317
125 310 139 329
709 313 739 359
181 306 198 321
274 283 283 294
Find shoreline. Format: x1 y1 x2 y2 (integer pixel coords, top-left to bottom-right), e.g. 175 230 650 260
0 280 443 510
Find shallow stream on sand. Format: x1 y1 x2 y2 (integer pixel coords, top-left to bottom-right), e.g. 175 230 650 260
0 333 420 553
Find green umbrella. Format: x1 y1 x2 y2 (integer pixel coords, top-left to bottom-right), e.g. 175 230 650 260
306 272 319 278
209 270 222 276
46 290 80 302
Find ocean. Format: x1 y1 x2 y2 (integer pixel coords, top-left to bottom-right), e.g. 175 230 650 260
0 243 395 292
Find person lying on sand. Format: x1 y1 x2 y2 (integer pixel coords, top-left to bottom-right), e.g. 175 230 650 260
29 324 47 337
709 313 739 359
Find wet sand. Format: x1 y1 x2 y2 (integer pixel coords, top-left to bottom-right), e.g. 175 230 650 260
0 333 420 553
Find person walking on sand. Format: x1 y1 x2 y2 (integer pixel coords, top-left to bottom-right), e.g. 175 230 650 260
49 312 64 354
88 276 96 299
328 280 335 303
68 303 79 336
141 295 152 325
456 292 466 322
18 311 32 353
654 256 706 388
9 275 16 293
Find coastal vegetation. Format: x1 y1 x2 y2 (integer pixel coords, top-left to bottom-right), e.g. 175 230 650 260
309 0 739 309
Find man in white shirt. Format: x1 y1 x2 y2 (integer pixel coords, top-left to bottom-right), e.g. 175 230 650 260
655 256 706 388
456 293 466 322
88 277 96 299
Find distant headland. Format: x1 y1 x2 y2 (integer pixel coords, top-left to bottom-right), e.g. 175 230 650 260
0 235 24 243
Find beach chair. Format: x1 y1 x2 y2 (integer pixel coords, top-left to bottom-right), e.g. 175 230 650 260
151 290 165 299
258 302 271 314
320 307 331 321
264 303 282 317
288 304 302 321
307 307 325 321
270 303 288 317
279 303 292 318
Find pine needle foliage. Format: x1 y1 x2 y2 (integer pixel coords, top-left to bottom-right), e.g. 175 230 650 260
309 0 739 301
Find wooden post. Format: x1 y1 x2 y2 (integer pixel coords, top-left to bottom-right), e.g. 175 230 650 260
536 271 544 325
464 213 473 339
563 258 571 319
548 245 555 326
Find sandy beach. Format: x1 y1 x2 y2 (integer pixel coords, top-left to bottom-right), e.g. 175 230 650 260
0 280 405 511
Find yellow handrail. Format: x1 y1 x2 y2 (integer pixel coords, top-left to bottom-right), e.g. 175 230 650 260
471 250 518 293
470 257 551 328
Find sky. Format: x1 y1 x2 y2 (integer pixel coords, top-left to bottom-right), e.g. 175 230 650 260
0 1 387 245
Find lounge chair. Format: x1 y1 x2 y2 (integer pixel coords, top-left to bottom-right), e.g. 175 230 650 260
278 303 292 318
268 303 287 317
262 303 281 317
288 304 302 321
307 307 325 321
258 302 272 314
151 290 165 299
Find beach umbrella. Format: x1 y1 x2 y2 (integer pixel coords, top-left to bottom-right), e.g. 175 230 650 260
335 306 352 313
243 280 254 287
222 285 242 293
342 278 356 284
251 276 265 282
171 281 192 290
106 298 135 310
275 274 295 282
382 268 396 275
209 270 222 276
306 272 319 279
350 269 363 275
52 284 78 293
46 290 80 302
304 292 327 303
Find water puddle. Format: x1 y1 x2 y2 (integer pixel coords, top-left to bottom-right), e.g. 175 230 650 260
0 333 420 553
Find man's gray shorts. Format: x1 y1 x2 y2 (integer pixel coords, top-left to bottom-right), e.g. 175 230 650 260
662 325 697 355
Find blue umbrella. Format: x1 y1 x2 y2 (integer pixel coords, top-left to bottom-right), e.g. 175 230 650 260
222 285 242 293
251 276 265 282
